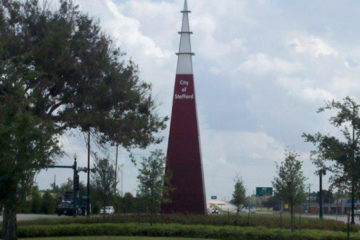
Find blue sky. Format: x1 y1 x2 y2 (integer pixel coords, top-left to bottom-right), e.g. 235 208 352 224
37 0 360 200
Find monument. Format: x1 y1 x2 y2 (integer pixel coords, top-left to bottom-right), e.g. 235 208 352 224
162 0 206 215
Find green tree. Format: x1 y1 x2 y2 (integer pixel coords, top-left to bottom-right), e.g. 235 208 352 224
303 97 360 224
272 151 306 232
123 192 137 213
0 0 166 238
92 155 117 216
0 64 60 239
137 150 171 224
30 187 42 214
231 176 246 216
40 191 56 214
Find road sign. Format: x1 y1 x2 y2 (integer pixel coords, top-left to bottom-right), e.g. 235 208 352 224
211 196 217 200
256 187 273 197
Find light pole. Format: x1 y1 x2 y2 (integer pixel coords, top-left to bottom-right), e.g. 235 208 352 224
120 164 124 197
115 144 119 194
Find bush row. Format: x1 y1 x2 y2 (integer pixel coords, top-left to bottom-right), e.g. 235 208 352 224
22 214 356 233
17 223 360 240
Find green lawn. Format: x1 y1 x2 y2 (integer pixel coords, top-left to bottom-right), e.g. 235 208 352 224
23 237 212 240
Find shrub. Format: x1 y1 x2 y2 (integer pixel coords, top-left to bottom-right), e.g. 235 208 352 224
20 214 358 233
16 223 360 240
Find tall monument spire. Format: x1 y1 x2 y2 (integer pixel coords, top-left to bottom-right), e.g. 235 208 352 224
176 0 194 74
162 0 206 215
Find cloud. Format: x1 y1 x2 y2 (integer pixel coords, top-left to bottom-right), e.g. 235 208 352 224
288 34 338 57
102 0 172 60
276 76 335 103
238 53 303 75
187 14 248 60
330 76 360 97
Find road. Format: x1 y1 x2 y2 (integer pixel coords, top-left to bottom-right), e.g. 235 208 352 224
0 214 67 222
314 214 359 224
258 211 359 224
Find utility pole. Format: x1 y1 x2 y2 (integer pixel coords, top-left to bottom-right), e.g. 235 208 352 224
121 165 124 197
351 106 356 224
52 175 57 191
87 131 91 216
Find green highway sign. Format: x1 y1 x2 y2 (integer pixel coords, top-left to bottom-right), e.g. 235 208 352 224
211 196 217 200
256 187 273 197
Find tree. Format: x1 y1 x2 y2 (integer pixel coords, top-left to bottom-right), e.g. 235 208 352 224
303 97 360 224
40 191 56 214
137 150 171 224
0 0 166 238
122 192 137 213
0 63 60 239
272 151 306 232
92 155 117 216
30 187 42 214
231 176 246 214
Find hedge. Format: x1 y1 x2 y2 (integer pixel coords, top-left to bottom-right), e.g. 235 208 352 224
17 223 360 240
21 214 355 233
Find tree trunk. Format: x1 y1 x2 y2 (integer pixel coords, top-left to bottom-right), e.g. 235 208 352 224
102 198 106 221
290 199 294 232
2 202 17 240
150 196 154 226
351 180 355 224
298 206 302 230
279 200 283 228
236 206 239 225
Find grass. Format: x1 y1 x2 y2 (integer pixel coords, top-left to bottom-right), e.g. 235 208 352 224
22 237 211 240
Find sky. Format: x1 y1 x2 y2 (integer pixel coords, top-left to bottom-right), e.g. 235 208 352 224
37 0 360 201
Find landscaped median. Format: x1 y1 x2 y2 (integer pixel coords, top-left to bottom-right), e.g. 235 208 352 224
16 223 360 240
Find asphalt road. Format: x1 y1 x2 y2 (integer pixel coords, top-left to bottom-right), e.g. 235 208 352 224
317 214 359 224
256 211 359 224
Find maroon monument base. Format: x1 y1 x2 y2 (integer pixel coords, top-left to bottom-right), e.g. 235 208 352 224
162 74 206 215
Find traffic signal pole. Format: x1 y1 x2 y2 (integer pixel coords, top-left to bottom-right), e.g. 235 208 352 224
48 155 88 217
73 157 78 216
319 170 323 219
318 168 326 219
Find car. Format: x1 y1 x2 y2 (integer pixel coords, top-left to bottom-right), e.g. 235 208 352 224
209 208 220 215
100 206 115 215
